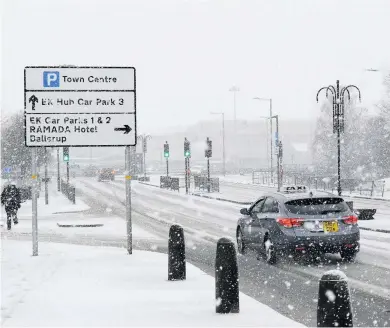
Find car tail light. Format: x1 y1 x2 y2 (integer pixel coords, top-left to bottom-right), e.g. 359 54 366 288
343 215 358 225
276 218 304 228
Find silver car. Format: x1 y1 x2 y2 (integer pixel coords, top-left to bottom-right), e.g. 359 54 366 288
236 189 360 264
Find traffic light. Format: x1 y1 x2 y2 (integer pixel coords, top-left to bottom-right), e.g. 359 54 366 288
63 147 69 162
184 138 191 158
164 142 169 158
205 137 212 158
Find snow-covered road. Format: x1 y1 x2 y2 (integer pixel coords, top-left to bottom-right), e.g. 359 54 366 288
67 177 390 327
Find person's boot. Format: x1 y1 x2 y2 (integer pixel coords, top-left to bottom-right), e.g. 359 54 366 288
13 217 18 225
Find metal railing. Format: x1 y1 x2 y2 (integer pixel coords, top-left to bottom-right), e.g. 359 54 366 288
60 179 76 204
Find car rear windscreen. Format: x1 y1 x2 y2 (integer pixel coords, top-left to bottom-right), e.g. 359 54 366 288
284 198 350 215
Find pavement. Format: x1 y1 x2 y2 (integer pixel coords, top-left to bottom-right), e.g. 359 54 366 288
1 240 303 327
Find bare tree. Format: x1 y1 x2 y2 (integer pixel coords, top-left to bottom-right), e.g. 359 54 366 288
1 113 48 176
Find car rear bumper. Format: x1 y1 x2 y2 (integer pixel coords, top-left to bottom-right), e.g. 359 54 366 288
99 175 114 180
275 232 360 254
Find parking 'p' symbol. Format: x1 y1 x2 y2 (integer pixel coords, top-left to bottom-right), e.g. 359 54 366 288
43 71 60 87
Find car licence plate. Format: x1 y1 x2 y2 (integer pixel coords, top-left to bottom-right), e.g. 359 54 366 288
323 221 339 233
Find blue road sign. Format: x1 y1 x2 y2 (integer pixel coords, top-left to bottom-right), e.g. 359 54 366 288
43 71 60 87
3 167 12 174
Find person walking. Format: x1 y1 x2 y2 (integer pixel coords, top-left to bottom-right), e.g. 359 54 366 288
1 182 22 230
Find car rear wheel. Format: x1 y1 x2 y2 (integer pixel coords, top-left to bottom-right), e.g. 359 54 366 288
236 229 247 255
264 236 277 264
340 248 357 262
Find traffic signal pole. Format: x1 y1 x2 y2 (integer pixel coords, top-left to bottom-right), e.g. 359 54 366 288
205 137 212 193
207 158 210 193
185 158 189 194
164 141 169 177
66 162 70 184
184 137 191 194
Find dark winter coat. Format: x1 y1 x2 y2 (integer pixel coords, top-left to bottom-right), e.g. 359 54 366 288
1 185 21 212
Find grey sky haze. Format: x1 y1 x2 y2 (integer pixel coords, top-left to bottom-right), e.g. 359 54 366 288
2 0 390 133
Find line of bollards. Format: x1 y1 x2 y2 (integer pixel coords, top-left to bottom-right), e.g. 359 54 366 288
167 224 354 326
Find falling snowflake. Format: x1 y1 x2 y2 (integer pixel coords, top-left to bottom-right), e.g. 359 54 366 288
325 290 336 302
288 304 294 310
284 281 291 289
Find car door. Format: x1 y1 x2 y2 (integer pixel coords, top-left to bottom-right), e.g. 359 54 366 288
247 198 266 245
259 197 280 243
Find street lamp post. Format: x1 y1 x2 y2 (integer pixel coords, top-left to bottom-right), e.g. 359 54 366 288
273 114 281 192
253 97 273 183
137 134 152 180
229 86 240 172
229 86 240 132
210 112 226 176
316 80 361 196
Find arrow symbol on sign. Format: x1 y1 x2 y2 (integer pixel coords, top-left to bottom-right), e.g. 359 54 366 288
29 95 38 111
114 125 132 134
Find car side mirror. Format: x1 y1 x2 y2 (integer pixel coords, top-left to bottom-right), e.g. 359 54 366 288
240 208 249 215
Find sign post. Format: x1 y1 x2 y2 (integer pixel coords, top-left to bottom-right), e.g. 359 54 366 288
32 148 38 256
125 146 132 254
57 148 60 191
24 66 137 255
44 148 49 205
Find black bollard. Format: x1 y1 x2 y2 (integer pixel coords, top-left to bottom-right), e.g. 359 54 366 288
168 224 186 281
215 237 239 314
317 270 353 327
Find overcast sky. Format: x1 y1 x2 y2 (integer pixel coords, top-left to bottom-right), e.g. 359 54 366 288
2 0 390 133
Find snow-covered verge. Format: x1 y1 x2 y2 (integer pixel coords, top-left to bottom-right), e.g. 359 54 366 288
0 180 90 219
1 240 304 327
1 181 160 241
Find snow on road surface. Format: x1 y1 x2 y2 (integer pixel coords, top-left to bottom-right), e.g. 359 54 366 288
1 181 161 242
1 240 303 327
